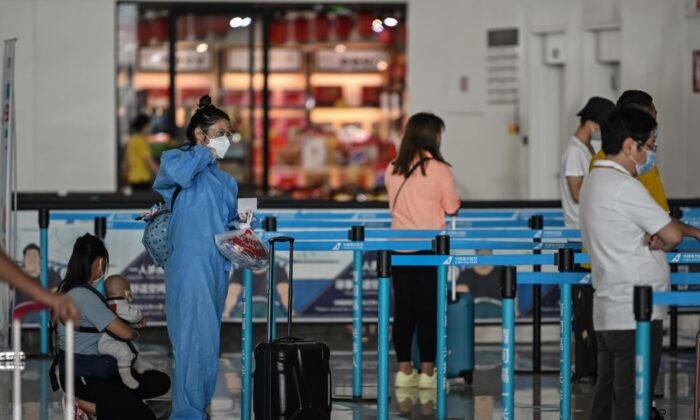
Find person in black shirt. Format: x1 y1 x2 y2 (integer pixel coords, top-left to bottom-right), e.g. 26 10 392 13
456 249 510 319
223 263 289 319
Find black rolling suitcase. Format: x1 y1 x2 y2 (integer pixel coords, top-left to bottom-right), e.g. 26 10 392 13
254 236 332 420
695 331 700 420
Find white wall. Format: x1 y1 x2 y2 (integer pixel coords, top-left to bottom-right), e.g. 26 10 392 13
685 2 700 198
0 0 116 193
618 0 686 198
409 0 700 200
1 0 699 199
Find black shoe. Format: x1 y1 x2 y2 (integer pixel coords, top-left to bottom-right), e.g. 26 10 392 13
650 407 666 419
572 373 597 385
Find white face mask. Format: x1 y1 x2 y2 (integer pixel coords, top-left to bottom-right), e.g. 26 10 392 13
208 135 230 159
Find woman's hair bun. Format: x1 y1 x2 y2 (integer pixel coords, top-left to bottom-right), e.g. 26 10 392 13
198 95 213 109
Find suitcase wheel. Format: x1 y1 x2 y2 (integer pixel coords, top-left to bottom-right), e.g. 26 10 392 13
461 370 473 385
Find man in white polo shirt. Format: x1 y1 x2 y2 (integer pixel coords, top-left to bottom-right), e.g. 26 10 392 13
580 106 685 420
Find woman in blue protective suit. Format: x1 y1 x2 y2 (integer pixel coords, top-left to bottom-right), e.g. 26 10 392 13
153 95 238 419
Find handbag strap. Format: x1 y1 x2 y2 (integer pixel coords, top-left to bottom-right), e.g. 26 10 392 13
391 158 431 210
171 185 183 210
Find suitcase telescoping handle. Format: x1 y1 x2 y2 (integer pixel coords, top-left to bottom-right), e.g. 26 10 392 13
12 302 75 420
268 236 295 341
695 331 700 420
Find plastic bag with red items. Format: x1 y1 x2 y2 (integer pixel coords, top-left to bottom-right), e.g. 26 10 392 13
214 227 269 271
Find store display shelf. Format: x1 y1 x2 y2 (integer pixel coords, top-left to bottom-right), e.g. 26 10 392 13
238 106 308 111
311 106 383 112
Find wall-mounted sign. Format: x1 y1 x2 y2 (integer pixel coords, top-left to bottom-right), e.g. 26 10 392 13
138 46 212 72
227 47 303 72
486 28 520 106
314 49 390 72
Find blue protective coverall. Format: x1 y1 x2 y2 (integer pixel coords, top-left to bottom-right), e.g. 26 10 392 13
153 145 238 419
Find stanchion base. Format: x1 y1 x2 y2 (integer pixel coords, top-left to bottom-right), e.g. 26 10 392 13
333 386 387 403
514 369 560 375
332 395 379 403
26 353 55 360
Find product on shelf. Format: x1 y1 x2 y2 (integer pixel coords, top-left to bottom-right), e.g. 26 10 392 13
223 90 249 107
280 90 307 108
301 135 328 170
314 13 332 41
313 86 344 107
177 16 188 40
192 15 208 39
181 88 211 103
293 16 310 43
151 16 168 43
137 20 152 45
270 17 288 44
335 14 353 40
361 86 381 107
358 11 375 38
211 16 230 37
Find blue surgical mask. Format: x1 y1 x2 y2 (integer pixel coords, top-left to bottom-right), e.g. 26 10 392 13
591 129 602 141
93 263 108 294
629 149 656 176
91 275 107 295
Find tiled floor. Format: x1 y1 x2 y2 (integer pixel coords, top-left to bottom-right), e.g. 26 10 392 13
1 344 696 419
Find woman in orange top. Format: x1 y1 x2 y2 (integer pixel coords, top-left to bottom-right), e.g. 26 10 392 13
385 113 461 389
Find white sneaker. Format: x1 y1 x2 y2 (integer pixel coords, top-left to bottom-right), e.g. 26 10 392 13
418 369 451 393
418 370 436 389
394 369 419 388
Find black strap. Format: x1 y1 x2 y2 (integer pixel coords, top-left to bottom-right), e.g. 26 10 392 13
171 185 183 210
49 354 60 391
63 284 125 340
391 158 431 210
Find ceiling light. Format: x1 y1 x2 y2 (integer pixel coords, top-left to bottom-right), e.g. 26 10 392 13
196 43 208 53
383 17 398 27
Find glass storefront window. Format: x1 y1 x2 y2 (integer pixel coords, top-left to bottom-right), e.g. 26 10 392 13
116 3 407 201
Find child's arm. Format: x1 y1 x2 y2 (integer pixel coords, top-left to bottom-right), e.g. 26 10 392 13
116 301 144 324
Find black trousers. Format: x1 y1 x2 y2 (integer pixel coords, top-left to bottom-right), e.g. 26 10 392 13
391 251 437 364
572 285 597 378
589 320 663 420
62 369 171 420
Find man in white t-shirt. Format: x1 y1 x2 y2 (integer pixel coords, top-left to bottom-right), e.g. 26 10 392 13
560 96 614 384
580 106 690 420
560 96 614 228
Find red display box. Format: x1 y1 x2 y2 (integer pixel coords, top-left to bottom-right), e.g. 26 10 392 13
313 86 343 106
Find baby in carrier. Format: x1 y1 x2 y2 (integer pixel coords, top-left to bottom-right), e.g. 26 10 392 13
98 275 153 389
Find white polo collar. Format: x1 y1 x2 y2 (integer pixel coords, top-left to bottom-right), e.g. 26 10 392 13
593 159 632 177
